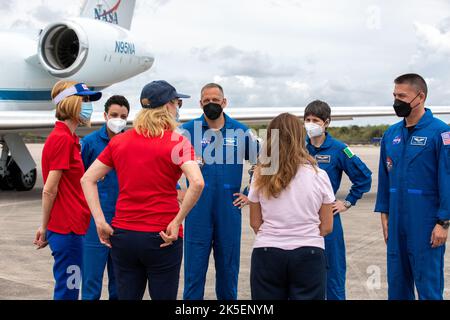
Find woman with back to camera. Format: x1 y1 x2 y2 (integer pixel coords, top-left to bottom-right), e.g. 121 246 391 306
34 81 102 300
248 113 335 300
81 80 204 300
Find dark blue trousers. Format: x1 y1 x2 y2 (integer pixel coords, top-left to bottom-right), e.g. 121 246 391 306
47 231 84 300
110 228 183 300
250 246 327 300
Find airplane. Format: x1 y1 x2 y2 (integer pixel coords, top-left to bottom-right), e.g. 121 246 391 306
0 1 449 192
0 0 154 191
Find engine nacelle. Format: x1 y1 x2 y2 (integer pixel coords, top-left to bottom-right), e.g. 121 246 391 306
37 18 154 86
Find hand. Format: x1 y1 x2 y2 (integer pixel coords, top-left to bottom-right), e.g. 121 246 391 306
381 213 389 245
332 200 349 215
233 193 249 209
177 189 186 206
34 226 48 250
431 224 448 248
160 220 180 248
96 221 114 248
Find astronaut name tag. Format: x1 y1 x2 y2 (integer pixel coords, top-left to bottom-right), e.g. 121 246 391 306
411 136 427 146
224 137 238 146
315 155 331 163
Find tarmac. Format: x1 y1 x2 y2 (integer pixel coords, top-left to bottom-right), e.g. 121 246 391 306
0 144 449 300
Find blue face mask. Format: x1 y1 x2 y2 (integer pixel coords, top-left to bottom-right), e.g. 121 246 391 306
80 102 93 121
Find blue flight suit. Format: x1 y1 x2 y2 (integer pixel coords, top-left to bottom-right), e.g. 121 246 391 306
180 113 258 300
307 133 372 300
375 109 450 300
80 124 118 300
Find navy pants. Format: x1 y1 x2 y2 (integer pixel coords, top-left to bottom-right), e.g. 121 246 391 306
250 246 327 300
184 184 242 300
82 213 117 300
110 228 183 300
47 231 84 300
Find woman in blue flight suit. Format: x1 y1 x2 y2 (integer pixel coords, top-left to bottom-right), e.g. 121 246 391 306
80 95 130 300
304 100 372 300
375 74 450 300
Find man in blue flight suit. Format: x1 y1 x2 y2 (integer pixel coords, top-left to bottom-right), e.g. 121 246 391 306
180 83 259 300
304 100 372 300
80 95 130 300
375 74 450 300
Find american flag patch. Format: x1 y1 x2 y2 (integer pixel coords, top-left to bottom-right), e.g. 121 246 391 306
442 132 450 146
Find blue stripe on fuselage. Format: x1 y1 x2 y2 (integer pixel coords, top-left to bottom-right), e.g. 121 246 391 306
0 89 52 101
0 88 105 101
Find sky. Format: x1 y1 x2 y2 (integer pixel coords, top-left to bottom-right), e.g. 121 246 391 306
1 0 450 112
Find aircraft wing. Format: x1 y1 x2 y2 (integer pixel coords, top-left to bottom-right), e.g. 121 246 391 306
0 106 449 136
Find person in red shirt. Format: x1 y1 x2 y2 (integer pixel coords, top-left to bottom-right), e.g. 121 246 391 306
34 80 102 300
81 80 205 300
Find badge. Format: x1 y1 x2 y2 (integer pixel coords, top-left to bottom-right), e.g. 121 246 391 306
201 138 211 147
315 155 331 164
224 137 237 146
343 147 355 159
442 132 450 146
393 135 402 145
386 157 393 172
411 136 427 146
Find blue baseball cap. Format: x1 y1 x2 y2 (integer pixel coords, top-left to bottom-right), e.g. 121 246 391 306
140 80 190 109
52 83 102 105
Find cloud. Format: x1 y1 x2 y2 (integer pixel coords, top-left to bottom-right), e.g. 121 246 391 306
191 46 305 79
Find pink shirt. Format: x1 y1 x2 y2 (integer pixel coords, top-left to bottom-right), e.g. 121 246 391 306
248 164 335 250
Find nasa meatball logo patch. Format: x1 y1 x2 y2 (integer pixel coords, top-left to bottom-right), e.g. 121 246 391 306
442 132 450 146
386 157 393 172
393 135 402 145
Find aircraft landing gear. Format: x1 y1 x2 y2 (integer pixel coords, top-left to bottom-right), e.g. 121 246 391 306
0 139 37 192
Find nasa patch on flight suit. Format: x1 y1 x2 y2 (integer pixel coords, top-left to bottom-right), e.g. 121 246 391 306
315 155 331 164
442 132 450 146
201 138 211 147
393 135 402 145
386 157 393 172
411 136 427 146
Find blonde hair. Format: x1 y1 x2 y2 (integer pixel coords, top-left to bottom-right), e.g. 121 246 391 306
51 80 83 124
133 106 177 138
254 113 317 199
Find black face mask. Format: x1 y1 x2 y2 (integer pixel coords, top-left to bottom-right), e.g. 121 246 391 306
393 93 420 118
203 103 223 120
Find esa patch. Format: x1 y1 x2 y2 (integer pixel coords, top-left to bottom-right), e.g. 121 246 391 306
442 132 450 146
315 155 331 164
411 136 427 146
386 157 393 172
343 147 355 159
393 135 402 145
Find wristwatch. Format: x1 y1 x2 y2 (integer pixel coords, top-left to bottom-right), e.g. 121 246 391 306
437 220 450 229
343 200 352 209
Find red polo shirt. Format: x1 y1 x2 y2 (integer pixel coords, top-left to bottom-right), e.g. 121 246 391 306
42 121 90 235
97 129 195 236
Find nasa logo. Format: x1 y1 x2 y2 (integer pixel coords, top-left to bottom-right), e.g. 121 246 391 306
94 0 121 25
392 135 401 145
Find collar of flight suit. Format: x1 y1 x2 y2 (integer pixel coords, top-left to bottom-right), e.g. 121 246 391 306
99 124 110 142
307 132 334 150
401 108 434 131
200 112 234 130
